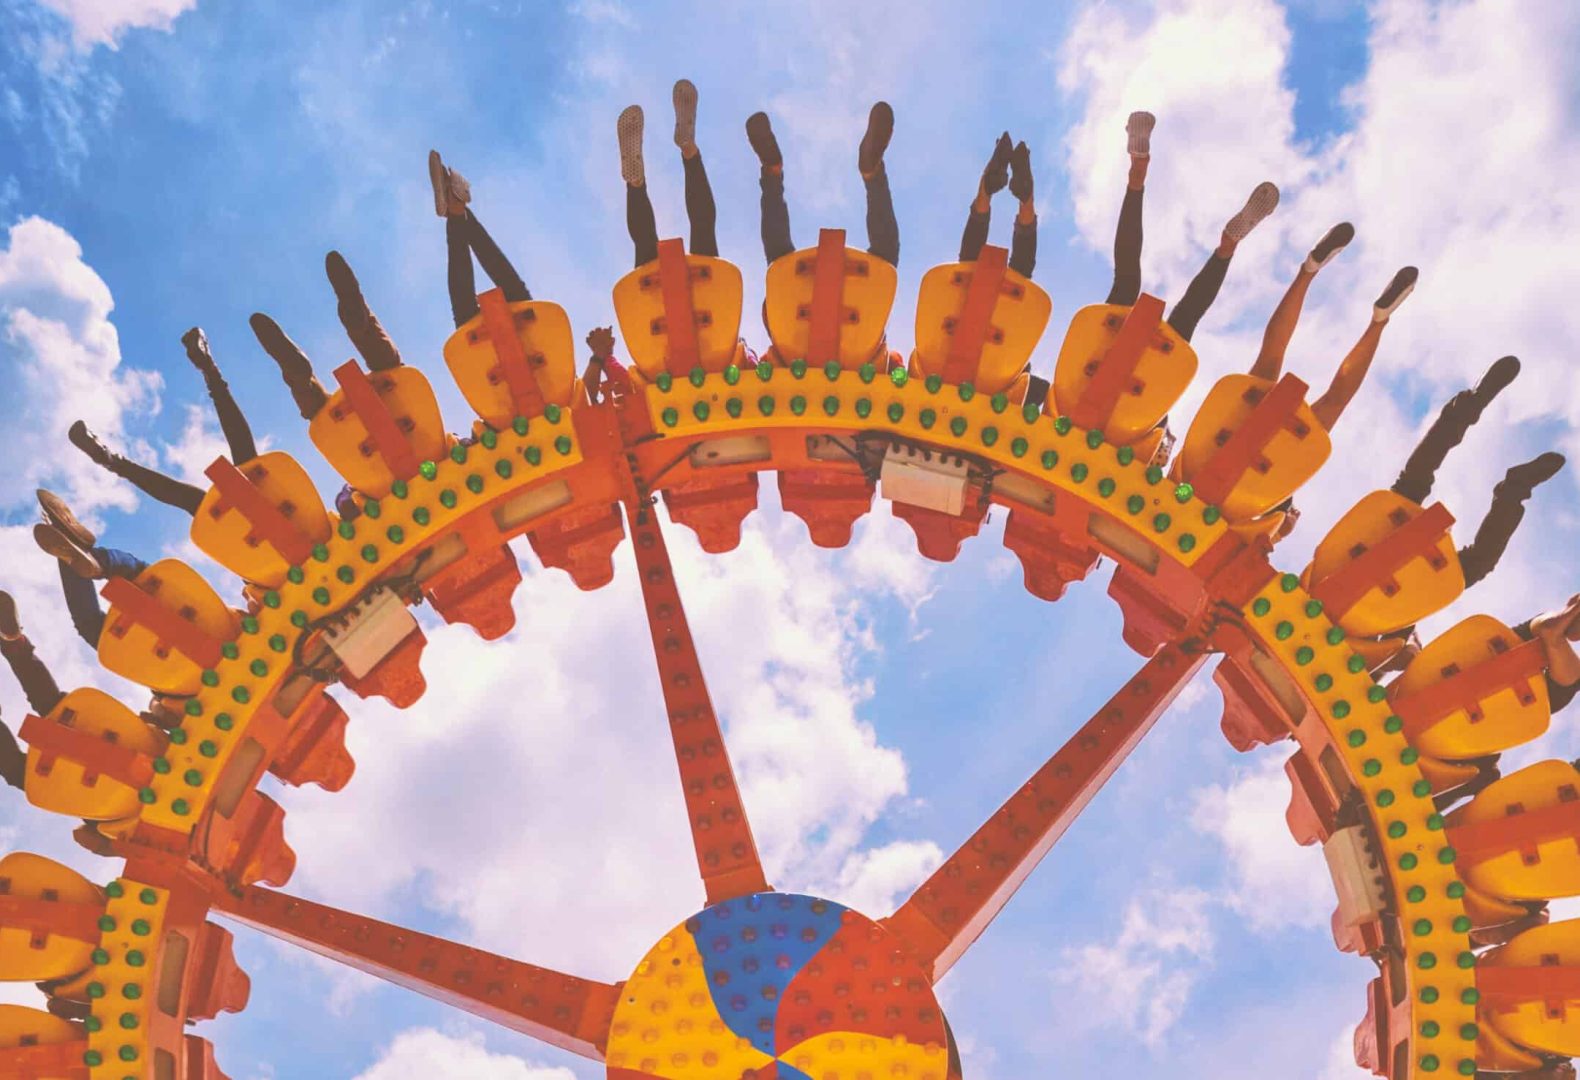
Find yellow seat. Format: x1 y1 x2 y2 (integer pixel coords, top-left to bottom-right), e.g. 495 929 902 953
1302 491 1463 638
1390 615 1550 760
1176 374 1330 520
97 558 240 696
445 289 577 426
20 688 163 823
1478 917 1580 1060
1449 759 1580 902
0 853 101 982
1051 297 1196 445
911 247 1051 395
765 228 897 369
0 1004 85 1076
310 361 447 498
613 238 745 377
190 451 334 587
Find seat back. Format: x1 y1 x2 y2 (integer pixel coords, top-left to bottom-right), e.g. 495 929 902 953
1178 373 1330 520
309 361 447 497
765 228 896 368
20 688 164 823
1477 917 1580 1062
911 246 1051 395
444 290 576 426
97 559 239 695
0 853 102 982
1052 297 1196 444
613 238 744 377
1450 759 1580 902
190 452 333 587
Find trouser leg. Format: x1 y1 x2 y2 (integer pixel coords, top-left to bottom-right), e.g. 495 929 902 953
464 208 531 303
864 167 900 267
959 206 989 262
1009 216 1038 278
1105 186 1144 306
1 635 64 716
202 371 257 464
627 183 659 268
102 454 205 516
446 214 480 328
327 252 402 371
1166 251 1230 343
1390 393 1478 504
683 152 719 258
1458 468 1546 588
759 170 794 265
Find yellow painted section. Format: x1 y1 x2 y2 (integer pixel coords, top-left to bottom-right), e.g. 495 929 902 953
613 255 745 376
190 451 334 588
24 689 163 823
0 1005 82 1079
308 366 448 497
764 245 897 367
1479 918 1580 1058
444 299 578 424
1455 760 1580 901
604 927 775 1079
1177 373 1331 521
81 879 166 1080
1052 303 1197 446
779 1030 951 1080
97 560 239 697
911 261 1051 395
0 853 100 982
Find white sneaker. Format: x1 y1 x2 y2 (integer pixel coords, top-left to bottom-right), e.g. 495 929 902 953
673 79 698 151
1224 181 1279 245
428 151 471 217
1126 111 1155 158
618 104 645 187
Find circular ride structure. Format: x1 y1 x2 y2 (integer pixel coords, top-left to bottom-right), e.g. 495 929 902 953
1 206 1577 1080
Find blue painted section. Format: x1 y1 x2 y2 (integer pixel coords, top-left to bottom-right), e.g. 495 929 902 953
775 1063 815 1080
686 892 847 1057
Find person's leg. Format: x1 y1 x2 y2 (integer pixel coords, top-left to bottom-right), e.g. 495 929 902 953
181 327 257 464
459 209 531 303
1457 452 1566 588
672 79 718 259
0 718 22 789
960 133 1010 262
616 105 658 269
1252 223 1355 382
1390 355 1521 503
747 112 793 264
1166 181 1279 342
67 422 204 516
326 251 402 372
1310 266 1416 431
445 215 480 327
860 102 899 267
1106 112 1153 306
58 560 103 649
250 313 329 420
0 592 63 716
1008 140 1037 278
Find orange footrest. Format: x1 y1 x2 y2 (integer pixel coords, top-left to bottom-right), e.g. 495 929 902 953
663 473 759 554
340 627 428 710
891 500 987 563
527 503 625 590
1001 508 1099 602
778 468 875 549
269 692 355 792
425 542 524 641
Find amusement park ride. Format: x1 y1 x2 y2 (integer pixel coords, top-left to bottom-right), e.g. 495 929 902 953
3 162 1580 1080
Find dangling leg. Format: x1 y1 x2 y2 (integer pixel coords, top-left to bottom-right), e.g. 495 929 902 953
250 313 329 421
1008 140 1037 278
960 132 1011 262
1166 180 1279 342
0 590 64 717
618 105 659 268
1310 266 1417 431
431 149 485 328
33 508 147 649
1457 452 1566 588
180 327 258 464
673 80 719 259
1252 223 1355 381
860 101 899 267
747 111 793 264
67 421 204 515
1390 355 1521 503
1106 111 1153 306
325 251 402 372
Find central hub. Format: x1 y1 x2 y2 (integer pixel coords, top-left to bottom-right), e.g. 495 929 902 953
605 892 953 1079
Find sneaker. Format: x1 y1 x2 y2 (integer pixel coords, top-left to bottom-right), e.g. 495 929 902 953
0 590 18 640
1126 110 1156 158
1302 222 1354 273
746 111 782 170
858 101 894 176
618 104 645 187
1472 354 1521 404
982 132 1012 195
427 151 470 218
249 313 314 382
33 523 102 579
36 489 95 549
672 78 698 151
67 420 114 468
1008 141 1034 203
1372 266 1418 321
1223 181 1280 244
181 327 218 377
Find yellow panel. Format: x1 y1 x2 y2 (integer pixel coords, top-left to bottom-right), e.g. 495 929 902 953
1303 490 1464 638
1454 760 1580 901
911 261 1051 395
1392 615 1550 761
0 853 100 982
25 689 163 822
781 1030 950 1080
612 255 744 377
190 451 333 588
1051 303 1197 446
1480 918 1580 1058
0 1004 81 1078
444 299 577 425
764 245 897 368
96 559 239 697
1177 374 1331 520
604 927 776 1079
308 367 447 497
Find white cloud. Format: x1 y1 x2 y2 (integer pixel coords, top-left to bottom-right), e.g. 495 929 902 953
1319 1025 1371 1080
35 0 198 49
1191 755 1332 933
353 1027 575 1080
823 837 944 917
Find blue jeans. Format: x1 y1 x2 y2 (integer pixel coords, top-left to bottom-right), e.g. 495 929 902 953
62 548 147 648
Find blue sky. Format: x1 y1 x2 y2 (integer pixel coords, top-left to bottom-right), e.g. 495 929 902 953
2 0 1579 1078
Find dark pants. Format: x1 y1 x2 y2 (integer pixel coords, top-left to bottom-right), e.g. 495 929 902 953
1106 186 1144 306
1167 252 1229 343
1 635 63 716
1390 392 1539 589
0 719 22 789
959 207 1038 278
627 154 719 267
447 209 532 328
61 548 147 649
105 374 256 516
759 168 900 267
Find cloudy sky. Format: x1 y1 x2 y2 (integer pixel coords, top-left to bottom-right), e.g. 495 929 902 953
2 0 1578 1077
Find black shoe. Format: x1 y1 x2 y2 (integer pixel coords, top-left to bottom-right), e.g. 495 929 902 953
745 111 781 170
250 313 314 381
325 250 366 310
858 101 893 176
1373 265 1418 319
1008 140 1033 203
67 420 114 467
982 132 1012 195
1472 354 1521 404
1305 222 1354 271
180 326 218 378
1501 451 1565 494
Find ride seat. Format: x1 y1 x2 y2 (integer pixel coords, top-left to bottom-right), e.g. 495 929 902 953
19 688 163 826
613 238 745 379
909 244 1051 397
444 289 577 427
0 852 102 982
310 360 447 498
191 452 334 588
764 228 897 370
1051 295 1196 446
97 559 240 696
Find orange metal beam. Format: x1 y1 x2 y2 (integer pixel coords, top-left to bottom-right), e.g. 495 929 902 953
883 644 1206 982
213 885 619 1061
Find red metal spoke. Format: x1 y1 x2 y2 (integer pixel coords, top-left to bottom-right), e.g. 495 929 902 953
883 644 1206 982
213 885 619 1061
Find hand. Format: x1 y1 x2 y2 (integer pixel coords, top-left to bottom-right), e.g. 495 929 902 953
587 326 616 359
